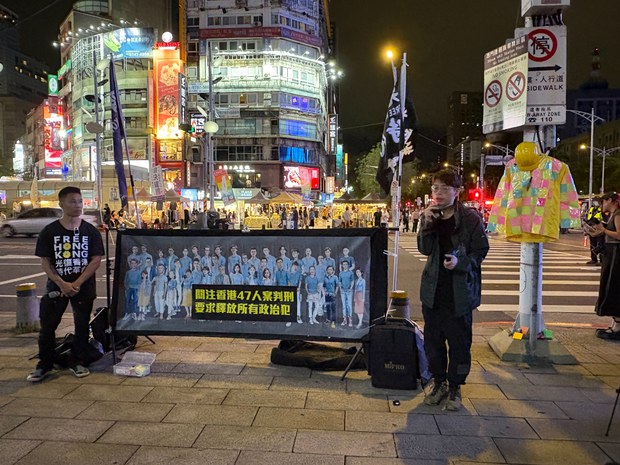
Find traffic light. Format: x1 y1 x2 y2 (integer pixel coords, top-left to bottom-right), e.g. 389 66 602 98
468 188 483 202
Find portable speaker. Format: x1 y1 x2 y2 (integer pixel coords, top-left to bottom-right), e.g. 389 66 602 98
368 320 419 390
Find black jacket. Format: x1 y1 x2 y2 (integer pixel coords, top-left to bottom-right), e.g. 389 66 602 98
417 202 489 316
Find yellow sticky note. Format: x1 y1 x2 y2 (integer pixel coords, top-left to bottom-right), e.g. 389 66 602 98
513 332 524 340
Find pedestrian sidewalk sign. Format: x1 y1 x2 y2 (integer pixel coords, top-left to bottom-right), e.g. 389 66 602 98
516 25 567 125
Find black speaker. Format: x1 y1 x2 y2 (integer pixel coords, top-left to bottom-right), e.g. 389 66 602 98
368 319 419 390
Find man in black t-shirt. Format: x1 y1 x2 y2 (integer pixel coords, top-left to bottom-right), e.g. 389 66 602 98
27 187 104 382
417 169 489 411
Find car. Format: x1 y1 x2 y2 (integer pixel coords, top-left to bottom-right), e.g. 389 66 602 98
0 208 101 238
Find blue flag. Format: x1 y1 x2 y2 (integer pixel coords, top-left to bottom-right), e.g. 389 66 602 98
109 60 128 209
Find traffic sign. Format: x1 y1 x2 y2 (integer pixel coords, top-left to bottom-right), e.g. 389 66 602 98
506 71 526 101
482 36 528 134
485 81 502 108
516 25 567 125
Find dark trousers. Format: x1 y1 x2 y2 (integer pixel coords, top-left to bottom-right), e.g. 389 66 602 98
325 294 336 321
37 294 95 370
422 305 472 386
590 235 605 262
412 219 419 233
126 288 138 315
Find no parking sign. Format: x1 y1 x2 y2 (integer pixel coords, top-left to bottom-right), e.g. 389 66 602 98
483 36 529 134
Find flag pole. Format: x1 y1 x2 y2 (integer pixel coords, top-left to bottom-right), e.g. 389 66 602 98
391 52 407 291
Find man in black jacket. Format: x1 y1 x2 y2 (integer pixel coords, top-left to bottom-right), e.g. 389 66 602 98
417 169 489 410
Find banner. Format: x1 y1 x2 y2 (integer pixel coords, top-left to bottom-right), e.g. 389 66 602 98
377 61 417 196
214 168 235 206
109 61 129 208
112 228 388 342
150 165 165 197
154 53 181 139
103 28 156 60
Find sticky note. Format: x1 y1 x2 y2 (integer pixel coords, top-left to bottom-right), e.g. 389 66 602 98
513 332 524 340
542 329 553 340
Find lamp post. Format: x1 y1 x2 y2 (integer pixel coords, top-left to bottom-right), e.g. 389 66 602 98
580 144 620 194
566 108 605 210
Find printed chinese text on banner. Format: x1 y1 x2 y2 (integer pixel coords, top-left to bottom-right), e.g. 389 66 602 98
377 63 417 196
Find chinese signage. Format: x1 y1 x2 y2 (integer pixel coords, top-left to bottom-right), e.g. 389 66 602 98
154 49 182 139
516 25 567 125
325 176 335 194
178 72 188 129
103 28 156 60
327 114 338 156
44 101 63 171
158 140 183 162
483 36 529 134
150 165 165 197
199 26 321 47
112 229 388 342
193 286 297 322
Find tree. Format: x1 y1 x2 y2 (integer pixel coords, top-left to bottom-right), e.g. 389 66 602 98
353 143 381 197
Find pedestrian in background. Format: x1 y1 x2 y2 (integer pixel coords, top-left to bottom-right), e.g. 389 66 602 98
588 192 620 339
585 198 605 265
417 169 489 410
27 187 104 382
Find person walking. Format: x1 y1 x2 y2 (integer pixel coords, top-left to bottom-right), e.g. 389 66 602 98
412 208 420 233
588 192 620 339
27 187 104 382
417 169 489 410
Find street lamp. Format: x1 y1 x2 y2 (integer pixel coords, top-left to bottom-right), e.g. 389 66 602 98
567 108 605 210
580 144 620 193
484 142 515 157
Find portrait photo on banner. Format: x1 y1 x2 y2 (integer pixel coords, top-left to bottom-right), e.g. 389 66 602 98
112 228 388 342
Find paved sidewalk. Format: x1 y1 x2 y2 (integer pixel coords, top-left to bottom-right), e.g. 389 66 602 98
0 313 618 465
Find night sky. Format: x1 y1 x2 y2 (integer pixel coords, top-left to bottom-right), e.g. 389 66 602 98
5 0 620 156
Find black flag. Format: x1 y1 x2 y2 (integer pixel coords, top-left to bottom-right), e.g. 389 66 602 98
376 63 417 196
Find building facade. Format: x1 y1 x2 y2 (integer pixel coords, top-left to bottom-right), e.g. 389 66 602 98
187 0 332 195
446 91 483 166
0 6 50 177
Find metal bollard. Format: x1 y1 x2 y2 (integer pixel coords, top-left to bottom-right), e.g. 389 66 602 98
16 283 39 331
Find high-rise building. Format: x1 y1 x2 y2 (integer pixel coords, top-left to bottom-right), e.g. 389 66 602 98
52 0 178 206
186 0 332 196
446 91 483 166
0 6 49 177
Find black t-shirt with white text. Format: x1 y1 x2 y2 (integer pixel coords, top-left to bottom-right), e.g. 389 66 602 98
35 220 104 296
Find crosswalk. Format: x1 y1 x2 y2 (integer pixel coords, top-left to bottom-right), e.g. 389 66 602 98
398 235 599 314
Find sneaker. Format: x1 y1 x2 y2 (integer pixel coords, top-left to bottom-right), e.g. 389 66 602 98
424 380 448 405
26 367 53 383
69 364 90 378
444 385 462 411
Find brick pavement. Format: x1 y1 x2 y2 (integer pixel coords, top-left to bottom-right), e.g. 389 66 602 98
0 313 618 465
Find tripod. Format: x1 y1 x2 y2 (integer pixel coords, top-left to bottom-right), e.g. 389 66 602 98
605 385 620 437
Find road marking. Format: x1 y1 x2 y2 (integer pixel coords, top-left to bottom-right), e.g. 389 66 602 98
483 279 597 286
0 272 47 286
483 289 597 297
478 304 591 313
0 295 107 300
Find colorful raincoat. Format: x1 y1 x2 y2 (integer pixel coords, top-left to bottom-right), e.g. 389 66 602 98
487 155 581 242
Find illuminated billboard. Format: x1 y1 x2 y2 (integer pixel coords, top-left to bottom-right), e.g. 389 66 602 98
44 101 64 171
284 166 319 190
103 28 156 60
154 49 182 139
